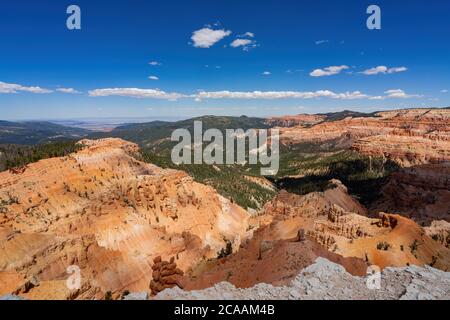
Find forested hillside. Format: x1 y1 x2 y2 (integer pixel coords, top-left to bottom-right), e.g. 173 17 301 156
0 141 82 171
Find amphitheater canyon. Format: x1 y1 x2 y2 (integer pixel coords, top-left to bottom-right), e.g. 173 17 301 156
0 108 449 300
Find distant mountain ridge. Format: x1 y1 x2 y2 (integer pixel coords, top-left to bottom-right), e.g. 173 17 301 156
2 108 449 146
319 110 378 122
93 115 270 147
0 120 90 144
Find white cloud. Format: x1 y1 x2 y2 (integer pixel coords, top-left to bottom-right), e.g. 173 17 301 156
230 35 257 51
362 66 388 75
315 40 329 45
262 71 271 76
387 66 407 74
21 87 52 94
0 81 52 94
230 39 253 48
56 88 81 94
361 66 407 75
286 69 303 74
368 96 384 100
88 88 186 100
194 90 369 100
148 76 159 80
86 86 422 102
310 65 349 77
191 28 231 48
368 89 422 100
240 32 254 38
384 89 422 99
441 89 448 93
194 89 423 101
149 61 161 66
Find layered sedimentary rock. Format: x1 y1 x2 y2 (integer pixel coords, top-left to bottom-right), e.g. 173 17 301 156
425 220 450 248
265 114 325 127
179 179 450 293
157 180 370 291
258 184 450 271
0 138 251 299
373 163 450 225
276 108 450 166
263 179 367 221
352 135 450 167
181 227 368 291
1 107 449 300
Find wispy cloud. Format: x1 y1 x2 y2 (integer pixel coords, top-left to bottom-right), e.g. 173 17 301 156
191 27 231 48
0 81 52 94
149 61 161 66
194 90 369 100
310 65 349 77
384 89 422 99
361 66 407 75
238 32 254 38
230 32 257 51
369 89 422 100
205 65 221 69
315 40 329 45
262 71 271 76
86 86 423 102
88 88 186 100
286 69 303 74
230 39 253 48
56 88 81 94
196 89 423 101
441 89 448 93
148 76 159 80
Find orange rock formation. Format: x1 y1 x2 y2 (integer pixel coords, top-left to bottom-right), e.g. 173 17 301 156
259 185 450 271
150 256 184 296
372 162 450 225
277 108 450 166
265 114 325 127
0 138 251 299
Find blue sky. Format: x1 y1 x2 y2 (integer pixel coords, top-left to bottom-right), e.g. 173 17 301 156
1 0 449 120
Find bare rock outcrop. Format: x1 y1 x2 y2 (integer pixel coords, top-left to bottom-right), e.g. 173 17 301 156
154 257 450 300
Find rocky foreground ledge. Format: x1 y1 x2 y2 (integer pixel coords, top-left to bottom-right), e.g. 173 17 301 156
149 258 450 300
1 243 449 301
